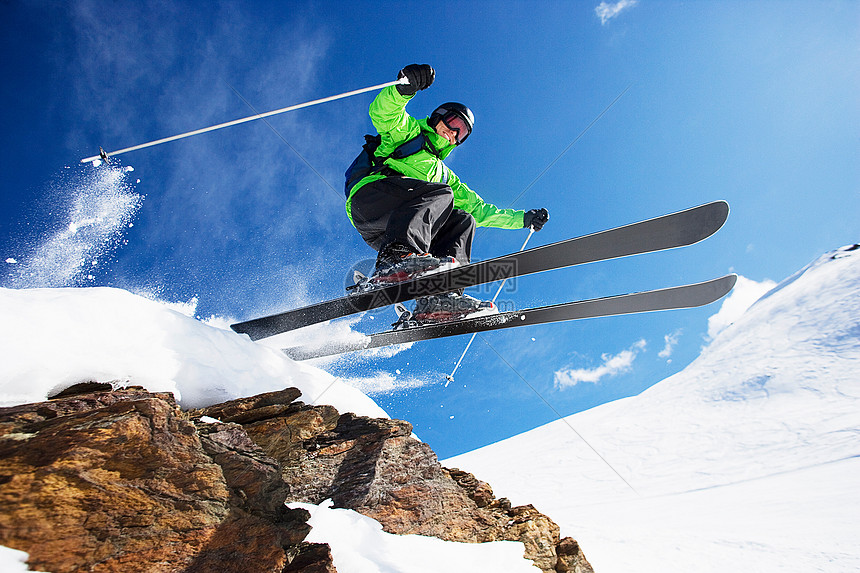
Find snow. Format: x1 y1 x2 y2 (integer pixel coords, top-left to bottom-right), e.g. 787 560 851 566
0 286 540 569
0 286 386 418
706 274 777 339
3 225 859 571
446 244 860 572
289 500 538 573
0 546 49 572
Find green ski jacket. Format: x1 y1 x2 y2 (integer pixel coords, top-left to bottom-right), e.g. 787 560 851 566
345 86 525 230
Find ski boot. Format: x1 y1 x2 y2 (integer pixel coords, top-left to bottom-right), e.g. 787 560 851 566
371 253 458 285
350 245 460 293
410 292 497 324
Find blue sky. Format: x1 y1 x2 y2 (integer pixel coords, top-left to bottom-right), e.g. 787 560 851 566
1 0 857 458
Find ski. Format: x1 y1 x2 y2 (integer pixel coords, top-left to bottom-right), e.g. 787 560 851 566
281 275 738 360
231 201 729 341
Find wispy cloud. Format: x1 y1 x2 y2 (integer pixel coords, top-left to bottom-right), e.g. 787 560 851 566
595 0 639 25
658 329 683 362
554 339 646 388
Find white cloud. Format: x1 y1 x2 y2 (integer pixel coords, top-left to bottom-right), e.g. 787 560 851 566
595 0 639 25
658 329 683 361
555 339 646 389
707 275 777 340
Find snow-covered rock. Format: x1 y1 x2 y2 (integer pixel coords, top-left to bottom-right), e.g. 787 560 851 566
0 288 585 572
0 286 386 418
290 500 539 573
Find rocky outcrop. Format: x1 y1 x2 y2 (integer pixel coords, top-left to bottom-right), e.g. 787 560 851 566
555 537 594 573
0 384 592 572
195 392 593 573
0 385 330 573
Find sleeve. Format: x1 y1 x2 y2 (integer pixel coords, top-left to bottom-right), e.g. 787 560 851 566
447 168 525 230
368 86 421 154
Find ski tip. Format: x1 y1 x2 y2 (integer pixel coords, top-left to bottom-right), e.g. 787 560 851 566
725 273 739 290
229 321 265 341
703 273 738 304
700 199 729 220
685 200 730 243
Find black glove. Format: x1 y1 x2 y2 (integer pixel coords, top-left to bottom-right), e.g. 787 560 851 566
524 208 549 231
397 64 435 96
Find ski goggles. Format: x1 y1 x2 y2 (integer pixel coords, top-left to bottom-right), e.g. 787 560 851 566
440 112 471 144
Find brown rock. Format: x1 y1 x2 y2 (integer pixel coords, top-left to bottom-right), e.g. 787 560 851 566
285 542 338 572
1 383 591 573
243 403 341 467
254 411 489 541
447 467 495 507
0 387 325 573
48 381 115 399
503 504 561 572
556 536 595 573
239 399 589 572
190 387 303 424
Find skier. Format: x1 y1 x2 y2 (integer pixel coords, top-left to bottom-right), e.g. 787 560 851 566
345 64 549 321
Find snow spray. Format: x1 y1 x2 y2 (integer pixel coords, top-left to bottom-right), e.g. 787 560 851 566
2 163 142 288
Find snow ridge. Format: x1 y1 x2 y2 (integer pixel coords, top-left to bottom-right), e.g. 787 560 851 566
0 286 386 418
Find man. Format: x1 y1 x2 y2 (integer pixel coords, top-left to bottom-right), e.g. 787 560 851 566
345 64 549 321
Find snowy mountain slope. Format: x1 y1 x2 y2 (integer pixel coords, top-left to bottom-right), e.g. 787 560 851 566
445 245 860 572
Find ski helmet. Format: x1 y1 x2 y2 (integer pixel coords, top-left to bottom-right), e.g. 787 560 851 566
428 102 475 144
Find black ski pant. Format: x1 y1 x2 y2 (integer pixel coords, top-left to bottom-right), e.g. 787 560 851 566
350 176 476 264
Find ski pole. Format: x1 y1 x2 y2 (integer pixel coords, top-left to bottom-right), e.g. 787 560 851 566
445 226 535 386
80 77 409 164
